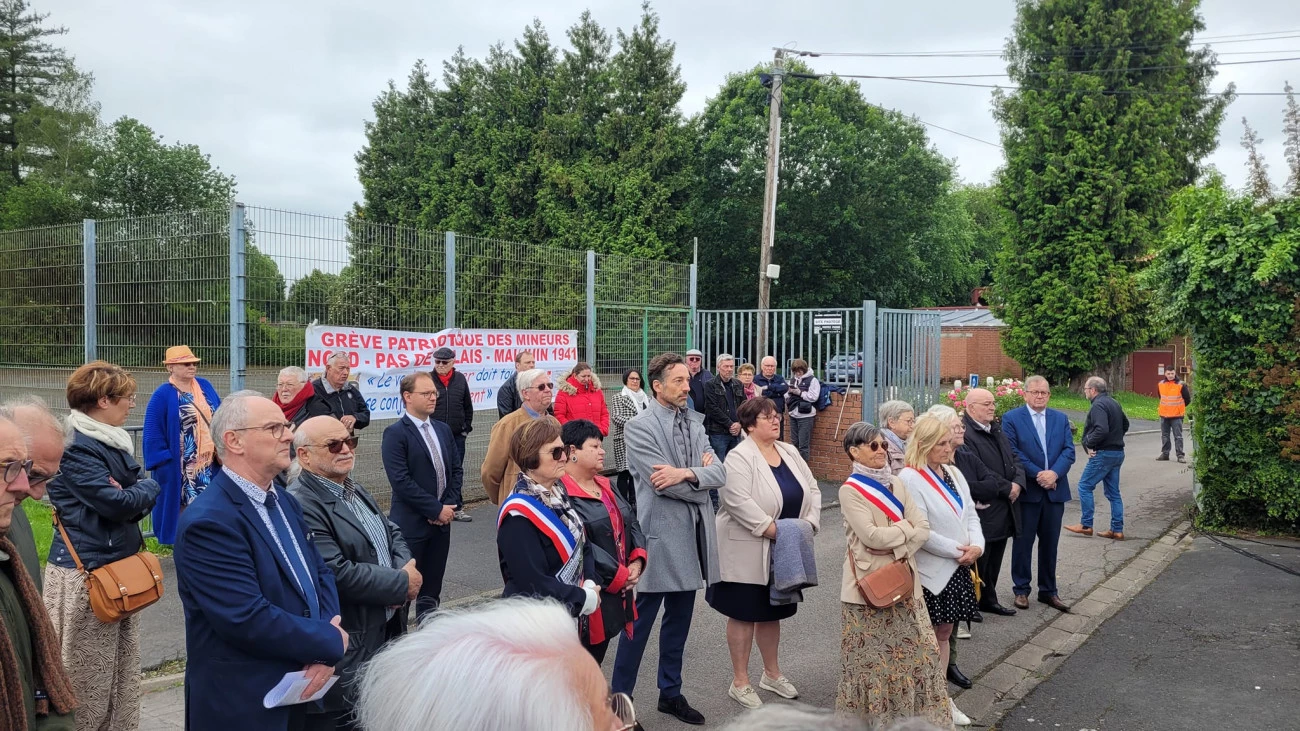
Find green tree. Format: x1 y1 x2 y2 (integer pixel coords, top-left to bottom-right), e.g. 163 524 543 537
692 62 958 310
955 184 1010 289
287 269 341 324
92 116 235 216
992 0 1232 389
0 0 70 185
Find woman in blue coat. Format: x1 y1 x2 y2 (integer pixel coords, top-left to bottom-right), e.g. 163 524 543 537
142 345 221 544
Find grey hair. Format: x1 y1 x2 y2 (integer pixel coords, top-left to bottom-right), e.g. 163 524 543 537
210 390 265 458
1025 374 1049 389
284 427 313 483
0 395 64 447
516 368 547 391
356 597 593 731
878 399 915 428
326 352 350 368
925 403 960 425
278 366 307 383
1086 376 1108 393
842 421 883 457
716 353 735 367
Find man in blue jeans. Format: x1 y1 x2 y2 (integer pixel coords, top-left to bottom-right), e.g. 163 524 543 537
1065 376 1130 540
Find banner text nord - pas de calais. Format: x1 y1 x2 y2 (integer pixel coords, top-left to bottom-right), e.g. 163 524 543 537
305 325 578 419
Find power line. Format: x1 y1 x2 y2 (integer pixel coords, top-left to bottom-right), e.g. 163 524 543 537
829 73 1289 96
786 30 1300 59
884 54 1300 80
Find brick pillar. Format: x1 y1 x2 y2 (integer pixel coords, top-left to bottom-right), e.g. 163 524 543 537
787 391 863 483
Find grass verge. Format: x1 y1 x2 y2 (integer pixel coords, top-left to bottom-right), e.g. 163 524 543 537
22 500 171 569
1049 390 1161 422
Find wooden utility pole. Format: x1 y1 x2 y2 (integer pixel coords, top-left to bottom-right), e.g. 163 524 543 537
756 50 784 353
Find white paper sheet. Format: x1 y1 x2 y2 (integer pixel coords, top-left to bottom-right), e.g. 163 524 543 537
263 670 338 708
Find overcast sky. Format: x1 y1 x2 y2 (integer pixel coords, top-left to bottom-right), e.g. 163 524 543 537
54 0 1300 219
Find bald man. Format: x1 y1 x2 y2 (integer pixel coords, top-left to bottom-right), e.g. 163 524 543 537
2 397 66 592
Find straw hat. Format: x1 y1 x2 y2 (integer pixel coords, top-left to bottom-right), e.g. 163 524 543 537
163 345 201 365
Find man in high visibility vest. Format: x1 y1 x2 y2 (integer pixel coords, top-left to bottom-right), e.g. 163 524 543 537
1157 367 1192 463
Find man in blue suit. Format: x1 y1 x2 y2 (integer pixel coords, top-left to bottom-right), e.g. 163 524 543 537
175 391 348 731
1002 376 1077 612
383 371 463 621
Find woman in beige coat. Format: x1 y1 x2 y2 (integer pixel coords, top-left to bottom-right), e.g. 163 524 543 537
711 397 821 710
836 421 953 729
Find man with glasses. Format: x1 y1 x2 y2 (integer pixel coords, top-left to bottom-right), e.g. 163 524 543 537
496 350 536 418
290 416 420 730
1 396 65 591
685 348 711 414
383 372 462 621
482 368 554 504
429 348 474 525
308 351 372 432
1002 376 1077 612
175 391 348 731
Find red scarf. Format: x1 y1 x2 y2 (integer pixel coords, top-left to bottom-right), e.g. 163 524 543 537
437 369 455 388
273 383 314 421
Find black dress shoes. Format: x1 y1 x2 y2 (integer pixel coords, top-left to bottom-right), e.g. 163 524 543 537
658 695 705 725
979 602 1018 617
947 664 973 689
969 608 983 623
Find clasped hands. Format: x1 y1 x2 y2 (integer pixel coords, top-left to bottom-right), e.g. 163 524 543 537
302 615 349 698
956 544 982 566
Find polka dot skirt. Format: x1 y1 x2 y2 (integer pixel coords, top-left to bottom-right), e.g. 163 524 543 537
922 565 979 625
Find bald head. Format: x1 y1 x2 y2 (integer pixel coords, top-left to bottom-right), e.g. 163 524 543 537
964 387 997 426
3 399 65 501
294 415 355 482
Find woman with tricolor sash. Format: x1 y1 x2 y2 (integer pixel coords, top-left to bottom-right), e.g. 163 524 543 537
496 416 601 619
835 421 952 728
899 414 985 727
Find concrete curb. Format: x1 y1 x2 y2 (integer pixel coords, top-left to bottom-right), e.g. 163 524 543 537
953 519 1195 727
142 672 185 694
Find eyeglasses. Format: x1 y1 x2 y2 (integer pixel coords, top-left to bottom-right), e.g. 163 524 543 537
311 436 359 454
756 412 781 422
859 440 887 452
0 459 33 485
686 356 701 361
434 359 453 365
610 692 636 731
546 446 570 462
28 469 60 487
119 394 137 405
527 382 554 392
1026 390 1050 396
230 421 295 440
411 390 438 399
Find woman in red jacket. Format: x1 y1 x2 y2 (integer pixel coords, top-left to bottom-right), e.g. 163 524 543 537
554 362 610 435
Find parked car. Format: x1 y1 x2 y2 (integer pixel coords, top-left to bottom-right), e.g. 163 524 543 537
825 352 865 383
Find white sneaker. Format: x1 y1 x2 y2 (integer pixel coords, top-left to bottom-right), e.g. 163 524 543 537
759 672 799 699
728 684 763 709
951 698 972 726
956 623 972 639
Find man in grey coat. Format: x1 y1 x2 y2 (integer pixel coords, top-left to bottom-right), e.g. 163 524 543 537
611 351 727 726
288 416 422 730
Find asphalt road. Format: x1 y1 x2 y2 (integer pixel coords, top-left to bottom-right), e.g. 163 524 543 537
999 533 1300 731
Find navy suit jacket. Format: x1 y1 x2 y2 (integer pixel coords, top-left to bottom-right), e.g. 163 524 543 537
1002 405 1077 503
174 469 344 731
382 415 464 542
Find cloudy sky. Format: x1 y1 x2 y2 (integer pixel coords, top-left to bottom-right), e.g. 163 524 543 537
54 0 1300 219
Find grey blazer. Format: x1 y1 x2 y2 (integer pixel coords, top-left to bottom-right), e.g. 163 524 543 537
288 473 413 712
624 401 728 593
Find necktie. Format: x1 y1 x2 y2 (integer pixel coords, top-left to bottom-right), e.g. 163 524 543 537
263 490 318 619
1034 411 1049 468
421 422 447 499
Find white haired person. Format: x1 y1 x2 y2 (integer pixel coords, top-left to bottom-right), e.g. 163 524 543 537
273 366 321 428
355 597 637 731
877 400 916 474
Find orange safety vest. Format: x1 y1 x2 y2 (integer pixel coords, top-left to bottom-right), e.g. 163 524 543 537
1158 379 1186 418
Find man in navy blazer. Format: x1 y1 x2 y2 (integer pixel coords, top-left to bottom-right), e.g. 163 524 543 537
382 371 463 621
175 392 348 731
1001 376 1077 612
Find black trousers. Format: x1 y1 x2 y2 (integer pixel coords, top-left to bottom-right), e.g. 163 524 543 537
410 527 451 621
586 637 613 665
300 711 359 731
977 537 1010 608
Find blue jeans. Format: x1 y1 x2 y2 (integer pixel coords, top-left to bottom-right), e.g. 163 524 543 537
708 434 740 509
611 590 698 700
1077 449 1125 532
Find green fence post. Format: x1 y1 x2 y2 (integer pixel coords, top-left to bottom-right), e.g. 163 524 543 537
642 309 650 379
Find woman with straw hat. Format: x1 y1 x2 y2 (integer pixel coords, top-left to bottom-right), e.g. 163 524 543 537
143 345 221 544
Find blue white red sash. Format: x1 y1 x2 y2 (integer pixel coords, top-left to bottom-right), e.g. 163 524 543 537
498 493 577 563
914 467 963 516
843 473 905 523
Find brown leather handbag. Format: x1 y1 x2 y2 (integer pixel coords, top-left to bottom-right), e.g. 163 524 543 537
54 511 164 623
847 547 915 609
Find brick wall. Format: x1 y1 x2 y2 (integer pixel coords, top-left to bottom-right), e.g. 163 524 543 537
940 327 1023 382
796 390 862 483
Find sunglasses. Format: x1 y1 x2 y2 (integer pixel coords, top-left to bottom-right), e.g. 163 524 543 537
547 446 570 462
528 382 554 392
312 436 359 454
0 459 33 485
434 359 453 365
687 356 701 361
231 421 296 440
858 440 888 452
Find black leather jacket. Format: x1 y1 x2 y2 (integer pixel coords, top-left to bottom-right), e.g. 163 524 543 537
48 431 161 570
565 476 647 646
703 376 745 435
307 378 372 430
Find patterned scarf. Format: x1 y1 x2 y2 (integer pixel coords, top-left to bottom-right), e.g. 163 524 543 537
509 472 586 586
0 539 77 731
852 461 894 483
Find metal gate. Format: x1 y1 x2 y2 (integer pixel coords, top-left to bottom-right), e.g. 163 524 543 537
694 303 941 424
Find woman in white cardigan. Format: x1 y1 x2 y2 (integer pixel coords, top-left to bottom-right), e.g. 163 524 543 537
899 414 984 721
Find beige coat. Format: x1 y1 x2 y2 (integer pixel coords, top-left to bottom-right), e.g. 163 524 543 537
716 437 822 585
481 407 537 504
840 473 931 605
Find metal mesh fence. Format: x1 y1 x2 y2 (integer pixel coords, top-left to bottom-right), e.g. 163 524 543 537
0 223 84 367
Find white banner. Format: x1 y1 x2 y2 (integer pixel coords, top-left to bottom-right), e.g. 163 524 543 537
305 324 579 420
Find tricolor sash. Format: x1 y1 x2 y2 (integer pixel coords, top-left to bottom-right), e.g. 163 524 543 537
912 466 963 516
498 493 578 564
843 473 905 523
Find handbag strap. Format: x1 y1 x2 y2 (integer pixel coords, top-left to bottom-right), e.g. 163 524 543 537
51 510 87 574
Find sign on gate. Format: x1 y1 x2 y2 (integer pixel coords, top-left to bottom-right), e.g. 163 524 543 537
813 312 844 334
306 324 578 418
